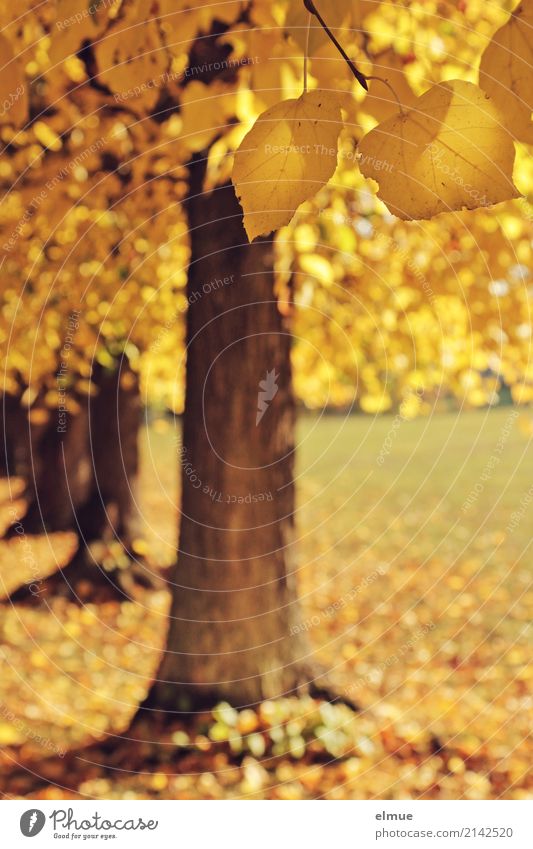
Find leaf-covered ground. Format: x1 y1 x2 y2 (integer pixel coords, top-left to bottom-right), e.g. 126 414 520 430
0 409 531 799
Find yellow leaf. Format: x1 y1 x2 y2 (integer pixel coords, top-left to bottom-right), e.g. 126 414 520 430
238 28 292 108
358 80 518 220
179 81 234 153
233 90 343 240
34 121 62 152
0 34 28 128
299 253 334 286
479 1 533 143
94 13 168 109
50 0 120 66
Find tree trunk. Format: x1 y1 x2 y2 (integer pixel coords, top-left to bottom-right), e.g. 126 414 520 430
32 394 93 532
153 158 307 709
2 358 140 547
78 359 141 547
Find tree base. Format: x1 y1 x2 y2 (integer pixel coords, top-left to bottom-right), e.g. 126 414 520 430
137 659 359 718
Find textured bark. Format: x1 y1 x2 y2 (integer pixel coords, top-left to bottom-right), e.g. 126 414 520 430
2 359 140 545
78 361 141 546
1 392 30 478
153 159 306 709
34 399 93 531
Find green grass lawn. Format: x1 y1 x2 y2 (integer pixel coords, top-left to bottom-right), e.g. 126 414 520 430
293 408 532 793
297 406 532 582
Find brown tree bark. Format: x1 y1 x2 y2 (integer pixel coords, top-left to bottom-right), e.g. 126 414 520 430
2 358 140 547
152 158 307 709
33 395 93 532
78 360 141 547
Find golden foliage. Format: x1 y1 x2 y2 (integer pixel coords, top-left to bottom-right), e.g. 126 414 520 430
479 1 533 143
358 80 518 219
0 0 531 409
0 35 28 128
233 91 344 239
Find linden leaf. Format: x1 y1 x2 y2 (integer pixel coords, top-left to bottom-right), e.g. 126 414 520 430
233 90 343 240
0 34 28 128
479 1 533 143
49 0 119 66
358 80 519 220
94 13 168 109
179 82 238 154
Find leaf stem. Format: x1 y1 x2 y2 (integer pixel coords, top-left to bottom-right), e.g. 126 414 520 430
303 0 368 91
366 75 405 116
303 11 311 93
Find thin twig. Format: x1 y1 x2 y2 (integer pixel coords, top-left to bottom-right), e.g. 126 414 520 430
303 0 368 91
